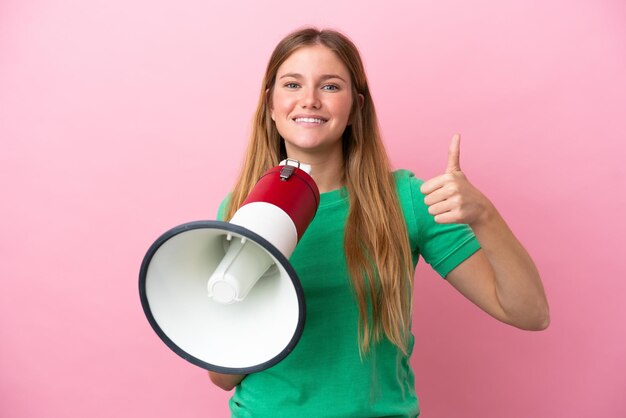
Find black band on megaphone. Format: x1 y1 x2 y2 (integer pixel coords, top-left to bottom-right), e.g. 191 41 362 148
139 220 306 374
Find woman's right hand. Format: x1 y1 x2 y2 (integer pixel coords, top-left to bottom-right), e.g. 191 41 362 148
208 371 246 391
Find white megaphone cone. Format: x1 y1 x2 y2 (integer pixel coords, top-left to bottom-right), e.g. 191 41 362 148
139 160 319 374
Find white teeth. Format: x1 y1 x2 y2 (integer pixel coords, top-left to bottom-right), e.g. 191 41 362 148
294 117 326 124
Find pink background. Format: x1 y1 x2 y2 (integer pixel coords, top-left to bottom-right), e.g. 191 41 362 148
1 1 625 417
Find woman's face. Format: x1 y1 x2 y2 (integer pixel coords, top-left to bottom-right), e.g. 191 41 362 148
270 44 355 161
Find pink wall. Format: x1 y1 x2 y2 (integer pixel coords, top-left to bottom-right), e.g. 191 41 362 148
1 1 625 416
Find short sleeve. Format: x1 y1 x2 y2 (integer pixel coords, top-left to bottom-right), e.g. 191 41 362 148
216 194 231 221
394 169 481 278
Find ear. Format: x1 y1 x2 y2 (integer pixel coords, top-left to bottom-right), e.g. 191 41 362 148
266 88 275 121
348 93 365 125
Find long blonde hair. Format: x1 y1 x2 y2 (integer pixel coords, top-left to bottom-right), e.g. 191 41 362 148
226 28 414 354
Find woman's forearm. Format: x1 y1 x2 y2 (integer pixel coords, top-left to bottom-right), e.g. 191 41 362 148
470 202 550 330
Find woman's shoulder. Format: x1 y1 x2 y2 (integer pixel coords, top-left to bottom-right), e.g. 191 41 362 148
216 193 231 220
392 169 426 195
391 169 429 233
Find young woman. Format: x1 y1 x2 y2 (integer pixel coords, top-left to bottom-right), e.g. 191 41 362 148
209 27 549 417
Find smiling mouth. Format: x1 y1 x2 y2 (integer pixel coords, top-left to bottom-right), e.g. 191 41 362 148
293 117 327 124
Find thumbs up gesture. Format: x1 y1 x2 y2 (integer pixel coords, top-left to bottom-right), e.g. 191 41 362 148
420 134 493 226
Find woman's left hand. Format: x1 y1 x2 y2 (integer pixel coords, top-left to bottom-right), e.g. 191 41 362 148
419 134 550 331
420 134 494 226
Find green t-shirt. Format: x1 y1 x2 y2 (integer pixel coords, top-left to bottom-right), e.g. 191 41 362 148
217 169 480 418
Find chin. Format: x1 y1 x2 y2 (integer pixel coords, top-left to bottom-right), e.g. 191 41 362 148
285 134 341 149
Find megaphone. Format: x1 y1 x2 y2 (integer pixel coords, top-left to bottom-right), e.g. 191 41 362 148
139 159 319 374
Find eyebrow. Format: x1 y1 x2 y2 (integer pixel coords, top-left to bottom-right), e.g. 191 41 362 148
278 73 347 83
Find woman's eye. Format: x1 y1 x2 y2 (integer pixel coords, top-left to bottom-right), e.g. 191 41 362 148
322 84 339 91
284 82 300 89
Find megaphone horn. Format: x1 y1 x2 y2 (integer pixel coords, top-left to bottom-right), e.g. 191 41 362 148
139 159 320 374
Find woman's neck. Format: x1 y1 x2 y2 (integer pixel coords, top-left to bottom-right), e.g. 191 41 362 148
286 149 345 193
308 158 344 193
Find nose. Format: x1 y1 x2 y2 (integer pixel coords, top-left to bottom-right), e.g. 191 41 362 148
300 87 320 109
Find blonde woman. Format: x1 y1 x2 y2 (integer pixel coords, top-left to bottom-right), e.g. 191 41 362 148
209 27 549 417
